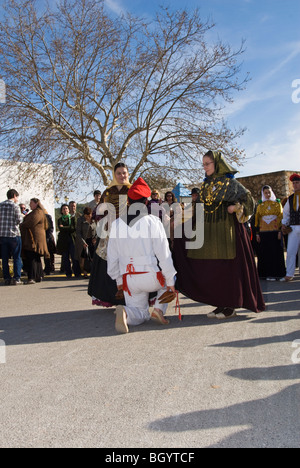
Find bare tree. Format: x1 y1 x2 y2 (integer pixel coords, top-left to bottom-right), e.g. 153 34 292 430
0 0 248 192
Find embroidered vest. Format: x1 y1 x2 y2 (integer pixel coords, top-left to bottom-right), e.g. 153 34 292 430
289 194 300 225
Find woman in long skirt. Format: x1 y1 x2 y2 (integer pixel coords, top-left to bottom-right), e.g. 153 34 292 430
88 163 131 307
172 151 266 319
20 198 49 284
255 185 286 280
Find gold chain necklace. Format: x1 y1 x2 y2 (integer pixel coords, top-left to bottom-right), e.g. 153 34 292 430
200 178 230 214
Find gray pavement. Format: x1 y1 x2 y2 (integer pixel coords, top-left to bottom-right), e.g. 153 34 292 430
0 272 299 448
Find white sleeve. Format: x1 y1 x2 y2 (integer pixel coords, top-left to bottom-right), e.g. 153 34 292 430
282 201 290 226
107 222 122 285
151 219 177 286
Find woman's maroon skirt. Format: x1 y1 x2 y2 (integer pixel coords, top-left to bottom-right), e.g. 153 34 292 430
172 220 266 313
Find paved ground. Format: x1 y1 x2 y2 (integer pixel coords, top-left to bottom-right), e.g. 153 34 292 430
0 271 299 448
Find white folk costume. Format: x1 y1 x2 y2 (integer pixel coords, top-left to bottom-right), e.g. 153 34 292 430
107 178 177 333
282 173 300 280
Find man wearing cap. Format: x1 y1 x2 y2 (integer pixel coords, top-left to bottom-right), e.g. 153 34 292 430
107 177 177 334
281 173 300 281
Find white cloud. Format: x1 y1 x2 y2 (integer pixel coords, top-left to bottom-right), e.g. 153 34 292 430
263 42 300 81
259 14 272 24
224 41 300 118
104 0 126 15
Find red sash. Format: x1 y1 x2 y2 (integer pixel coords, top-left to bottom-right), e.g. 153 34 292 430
122 264 165 297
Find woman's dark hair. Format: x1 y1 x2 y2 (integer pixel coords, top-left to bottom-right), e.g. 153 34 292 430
60 203 69 214
114 162 128 172
204 150 215 161
30 198 46 211
262 185 271 192
164 191 176 203
83 206 92 215
30 197 40 204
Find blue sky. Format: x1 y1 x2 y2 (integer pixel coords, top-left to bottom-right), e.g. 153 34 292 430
104 0 300 178
1 0 299 202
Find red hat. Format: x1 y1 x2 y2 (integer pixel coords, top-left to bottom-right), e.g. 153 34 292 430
290 173 300 182
128 177 151 200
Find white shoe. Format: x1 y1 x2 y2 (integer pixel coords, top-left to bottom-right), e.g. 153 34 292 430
207 307 224 318
279 276 294 282
216 308 237 320
115 305 129 334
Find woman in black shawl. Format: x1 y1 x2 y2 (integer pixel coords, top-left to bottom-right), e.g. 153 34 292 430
173 151 265 318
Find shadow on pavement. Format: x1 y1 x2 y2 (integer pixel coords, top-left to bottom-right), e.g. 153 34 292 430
148 383 300 447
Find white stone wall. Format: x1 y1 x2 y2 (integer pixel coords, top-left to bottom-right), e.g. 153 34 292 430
0 160 56 234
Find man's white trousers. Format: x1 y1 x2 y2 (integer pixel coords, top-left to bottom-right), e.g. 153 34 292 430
123 271 168 326
286 226 300 277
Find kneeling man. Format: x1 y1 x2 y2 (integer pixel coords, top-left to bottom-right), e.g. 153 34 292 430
107 178 177 334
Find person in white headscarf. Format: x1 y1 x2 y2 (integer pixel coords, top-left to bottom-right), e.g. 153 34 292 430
255 185 286 280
